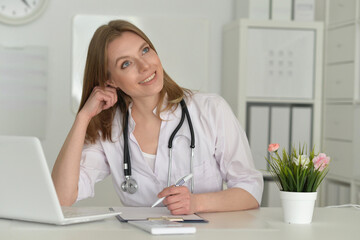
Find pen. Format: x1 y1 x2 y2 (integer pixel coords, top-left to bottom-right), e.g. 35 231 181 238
151 173 193 208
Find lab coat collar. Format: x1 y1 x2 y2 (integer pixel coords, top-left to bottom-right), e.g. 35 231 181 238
127 102 136 133
157 95 183 122
111 95 184 139
110 108 121 142
133 95 182 122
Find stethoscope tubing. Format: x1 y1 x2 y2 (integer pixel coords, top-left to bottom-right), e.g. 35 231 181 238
122 98 195 194
123 111 131 176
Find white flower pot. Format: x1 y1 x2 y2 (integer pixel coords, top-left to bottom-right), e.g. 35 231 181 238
280 191 317 224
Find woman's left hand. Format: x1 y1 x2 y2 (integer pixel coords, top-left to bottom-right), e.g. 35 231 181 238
157 186 197 215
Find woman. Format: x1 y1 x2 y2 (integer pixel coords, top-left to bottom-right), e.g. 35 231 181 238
51 20 263 215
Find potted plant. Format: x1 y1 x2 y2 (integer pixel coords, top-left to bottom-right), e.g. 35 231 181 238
266 143 330 224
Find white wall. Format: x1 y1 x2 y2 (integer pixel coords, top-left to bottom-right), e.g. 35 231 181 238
0 0 234 205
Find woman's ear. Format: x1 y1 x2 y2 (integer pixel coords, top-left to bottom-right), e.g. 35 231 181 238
106 79 117 88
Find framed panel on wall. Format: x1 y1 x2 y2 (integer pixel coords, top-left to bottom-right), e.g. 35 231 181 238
246 27 315 99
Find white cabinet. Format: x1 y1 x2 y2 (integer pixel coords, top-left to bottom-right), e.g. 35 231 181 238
221 19 323 206
322 0 360 206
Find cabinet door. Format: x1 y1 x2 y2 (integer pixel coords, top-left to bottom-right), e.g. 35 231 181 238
324 104 353 141
327 24 356 64
325 63 354 100
328 0 357 25
324 139 353 177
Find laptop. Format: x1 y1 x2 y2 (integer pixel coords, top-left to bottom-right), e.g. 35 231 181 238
0 135 121 225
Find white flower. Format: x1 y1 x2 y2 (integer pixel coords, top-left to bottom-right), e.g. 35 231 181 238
294 155 310 168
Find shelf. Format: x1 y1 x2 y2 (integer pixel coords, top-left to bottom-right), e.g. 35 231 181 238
260 171 273 179
326 61 355 66
246 98 314 104
327 20 356 30
324 99 355 104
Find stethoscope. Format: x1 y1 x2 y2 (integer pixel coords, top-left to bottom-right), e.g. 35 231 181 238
121 99 195 194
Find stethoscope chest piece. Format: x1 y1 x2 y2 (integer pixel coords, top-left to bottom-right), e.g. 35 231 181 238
121 176 138 194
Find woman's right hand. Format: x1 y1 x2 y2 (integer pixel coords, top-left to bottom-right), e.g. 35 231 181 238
79 86 118 121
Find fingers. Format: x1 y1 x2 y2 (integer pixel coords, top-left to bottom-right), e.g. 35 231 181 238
170 206 191 215
80 86 118 119
164 193 190 210
100 86 118 109
157 185 179 198
92 86 117 109
158 186 193 215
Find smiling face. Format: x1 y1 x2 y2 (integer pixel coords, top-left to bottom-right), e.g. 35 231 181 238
107 31 164 102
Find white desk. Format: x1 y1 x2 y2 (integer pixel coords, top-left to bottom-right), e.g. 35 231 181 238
0 207 358 240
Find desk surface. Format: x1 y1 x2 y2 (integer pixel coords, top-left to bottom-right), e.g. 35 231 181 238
0 207 358 240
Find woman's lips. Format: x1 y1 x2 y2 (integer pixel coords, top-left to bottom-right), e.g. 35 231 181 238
139 72 156 84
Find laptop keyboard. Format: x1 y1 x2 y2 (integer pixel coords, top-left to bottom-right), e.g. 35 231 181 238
62 207 115 218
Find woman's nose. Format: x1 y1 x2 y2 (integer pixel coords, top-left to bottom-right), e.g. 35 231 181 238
137 58 150 72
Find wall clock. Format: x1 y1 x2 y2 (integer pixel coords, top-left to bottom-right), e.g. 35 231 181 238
0 0 48 25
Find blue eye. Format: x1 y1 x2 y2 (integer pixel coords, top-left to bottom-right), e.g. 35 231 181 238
121 61 130 69
142 47 150 54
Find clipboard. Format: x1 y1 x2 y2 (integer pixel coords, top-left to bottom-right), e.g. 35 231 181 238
113 207 208 223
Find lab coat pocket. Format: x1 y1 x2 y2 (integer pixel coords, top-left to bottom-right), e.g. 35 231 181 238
193 155 223 194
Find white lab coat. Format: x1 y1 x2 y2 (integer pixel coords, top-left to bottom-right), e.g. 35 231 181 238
77 93 264 206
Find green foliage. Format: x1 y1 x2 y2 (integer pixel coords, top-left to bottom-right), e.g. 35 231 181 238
266 145 329 192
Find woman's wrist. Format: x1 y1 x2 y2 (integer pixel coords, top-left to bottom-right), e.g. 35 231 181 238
77 110 92 124
192 193 203 213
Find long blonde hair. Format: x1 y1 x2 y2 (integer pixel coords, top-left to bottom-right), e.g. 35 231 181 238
78 20 189 143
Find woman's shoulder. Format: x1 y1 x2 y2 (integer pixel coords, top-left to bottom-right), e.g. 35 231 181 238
187 92 228 109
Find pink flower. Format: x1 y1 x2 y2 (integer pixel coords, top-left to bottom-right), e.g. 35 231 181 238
312 153 330 171
268 143 280 152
